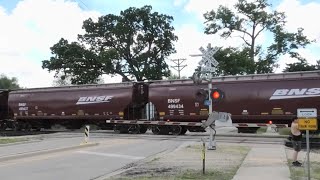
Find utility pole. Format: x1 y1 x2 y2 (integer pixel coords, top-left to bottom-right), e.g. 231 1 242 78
170 58 187 79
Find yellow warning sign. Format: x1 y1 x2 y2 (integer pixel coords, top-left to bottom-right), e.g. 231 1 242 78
298 118 318 130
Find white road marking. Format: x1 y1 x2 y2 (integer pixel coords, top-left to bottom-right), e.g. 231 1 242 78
77 151 145 160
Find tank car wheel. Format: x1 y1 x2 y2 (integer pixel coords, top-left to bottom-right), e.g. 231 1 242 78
171 125 182 135
0 123 7 131
139 126 148 134
151 126 161 135
23 123 32 132
113 125 128 134
129 124 140 134
179 127 187 135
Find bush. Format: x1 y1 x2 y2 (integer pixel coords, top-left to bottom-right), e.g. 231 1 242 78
279 127 291 135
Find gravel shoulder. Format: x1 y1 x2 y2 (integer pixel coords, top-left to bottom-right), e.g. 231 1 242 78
108 142 251 180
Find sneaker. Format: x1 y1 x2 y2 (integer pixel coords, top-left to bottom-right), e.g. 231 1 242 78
292 161 302 166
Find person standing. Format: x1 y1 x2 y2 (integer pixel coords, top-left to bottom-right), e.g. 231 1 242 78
291 118 302 166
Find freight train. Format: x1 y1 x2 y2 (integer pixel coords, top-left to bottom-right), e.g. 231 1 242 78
0 70 320 134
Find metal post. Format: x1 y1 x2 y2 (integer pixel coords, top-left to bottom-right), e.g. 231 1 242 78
201 138 206 174
306 130 310 180
85 125 90 143
208 78 216 150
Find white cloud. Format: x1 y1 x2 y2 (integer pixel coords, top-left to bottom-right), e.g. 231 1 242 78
0 54 55 88
168 23 252 78
184 0 238 21
274 0 320 72
277 0 320 44
0 0 101 88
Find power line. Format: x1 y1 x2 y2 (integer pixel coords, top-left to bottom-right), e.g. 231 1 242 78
170 58 187 79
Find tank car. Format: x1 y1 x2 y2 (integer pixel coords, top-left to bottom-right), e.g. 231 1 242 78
7 82 149 132
147 70 320 133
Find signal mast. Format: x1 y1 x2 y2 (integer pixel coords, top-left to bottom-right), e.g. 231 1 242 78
190 43 221 150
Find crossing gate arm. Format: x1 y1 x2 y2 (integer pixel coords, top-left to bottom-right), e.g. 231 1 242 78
201 111 232 128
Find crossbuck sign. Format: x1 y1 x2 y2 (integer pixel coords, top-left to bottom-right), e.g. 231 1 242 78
198 43 219 79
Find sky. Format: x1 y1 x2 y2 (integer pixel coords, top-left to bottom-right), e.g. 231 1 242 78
0 0 319 88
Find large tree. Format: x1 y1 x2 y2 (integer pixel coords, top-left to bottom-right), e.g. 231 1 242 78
203 0 313 74
283 60 319 72
0 74 21 89
51 73 104 87
42 5 178 84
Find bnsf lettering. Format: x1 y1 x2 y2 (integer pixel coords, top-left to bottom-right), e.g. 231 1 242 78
270 88 320 100
76 96 113 105
306 88 320 95
168 99 180 103
287 89 307 95
18 103 26 106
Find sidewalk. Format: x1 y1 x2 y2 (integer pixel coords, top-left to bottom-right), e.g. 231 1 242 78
232 146 291 180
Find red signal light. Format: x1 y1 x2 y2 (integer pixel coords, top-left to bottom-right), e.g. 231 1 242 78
210 88 224 103
212 91 220 99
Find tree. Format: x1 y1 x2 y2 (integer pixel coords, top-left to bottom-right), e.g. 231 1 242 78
203 0 313 74
0 74 21 89
283 60 319 72
166 73 187 80
52 73 104 87
42 5 177 84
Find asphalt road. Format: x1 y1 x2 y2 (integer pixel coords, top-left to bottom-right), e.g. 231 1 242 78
0 137 186 180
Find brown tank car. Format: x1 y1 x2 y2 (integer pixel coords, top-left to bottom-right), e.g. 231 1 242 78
7 82 148 131
148 70 320 133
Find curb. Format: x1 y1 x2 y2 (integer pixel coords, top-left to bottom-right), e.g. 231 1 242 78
215 133 289 138
0 139 42 147
0 142 99 162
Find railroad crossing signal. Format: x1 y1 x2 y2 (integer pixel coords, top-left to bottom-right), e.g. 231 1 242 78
191 43 222 151
210 88 224 103
198 45 219 68
190 43 220 80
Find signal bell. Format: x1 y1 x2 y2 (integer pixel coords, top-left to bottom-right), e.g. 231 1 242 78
210 88 224 103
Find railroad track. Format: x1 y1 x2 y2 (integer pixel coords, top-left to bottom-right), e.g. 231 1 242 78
2 130 320 149
28 130 286 145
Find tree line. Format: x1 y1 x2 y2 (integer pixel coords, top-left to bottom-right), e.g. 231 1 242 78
2 0 319 89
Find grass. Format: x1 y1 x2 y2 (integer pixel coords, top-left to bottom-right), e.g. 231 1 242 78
111 145 250 180
279 127 291 135
186 144 250 155
0 138 27 144
257 127 267 134
111 168 239 180
177 168 238 180
288 160 320 180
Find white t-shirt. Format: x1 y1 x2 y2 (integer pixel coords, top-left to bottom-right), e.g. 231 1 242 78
291 122 301 136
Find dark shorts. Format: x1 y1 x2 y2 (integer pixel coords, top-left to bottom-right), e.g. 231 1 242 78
292 140 301 152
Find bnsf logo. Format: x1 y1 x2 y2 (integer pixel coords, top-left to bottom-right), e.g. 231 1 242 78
76 96 113 105
270 88 320 100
